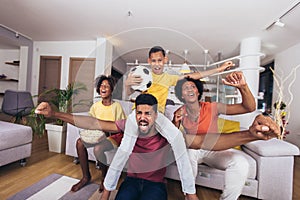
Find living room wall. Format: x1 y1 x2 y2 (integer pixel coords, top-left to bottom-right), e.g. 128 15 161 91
274 42 300 145
31 40 98 98
0 49 20 106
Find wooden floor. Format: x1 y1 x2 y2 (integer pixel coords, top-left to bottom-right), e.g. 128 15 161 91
0 134 299 200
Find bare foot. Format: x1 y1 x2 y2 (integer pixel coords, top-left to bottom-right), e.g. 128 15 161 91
98 180 104 193
71 176 91 192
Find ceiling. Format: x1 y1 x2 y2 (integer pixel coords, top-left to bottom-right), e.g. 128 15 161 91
1 0 300 66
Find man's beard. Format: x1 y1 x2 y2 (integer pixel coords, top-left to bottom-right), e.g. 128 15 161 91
138 121 154 136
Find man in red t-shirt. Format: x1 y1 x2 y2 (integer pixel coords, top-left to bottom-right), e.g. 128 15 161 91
35 93 279 200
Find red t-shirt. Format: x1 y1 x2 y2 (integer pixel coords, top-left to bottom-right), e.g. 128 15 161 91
115 119 170 183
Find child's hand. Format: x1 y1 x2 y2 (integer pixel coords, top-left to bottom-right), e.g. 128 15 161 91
219 61 235 72
125 72 143 87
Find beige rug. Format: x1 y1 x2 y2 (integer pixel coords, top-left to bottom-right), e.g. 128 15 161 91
7 173 99 200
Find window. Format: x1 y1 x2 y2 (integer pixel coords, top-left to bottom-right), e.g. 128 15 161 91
258 61 274 114
111 67 124 100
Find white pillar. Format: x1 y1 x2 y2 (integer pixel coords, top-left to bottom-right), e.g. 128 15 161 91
238 37 262 128
95 38 113 77
94 38 113 99
240 37 261 98
222 37 262 128
19 46 29 90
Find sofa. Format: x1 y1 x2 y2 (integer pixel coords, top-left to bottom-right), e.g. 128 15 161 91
0 121 32 167
65 100 300 200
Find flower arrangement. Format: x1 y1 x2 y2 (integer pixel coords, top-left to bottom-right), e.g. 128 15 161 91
270 63 300 140
273 101 289 139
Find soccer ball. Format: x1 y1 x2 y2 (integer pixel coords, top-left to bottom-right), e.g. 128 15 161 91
130 65 152 91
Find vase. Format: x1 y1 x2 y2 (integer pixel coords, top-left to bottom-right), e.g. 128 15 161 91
45 123 67 153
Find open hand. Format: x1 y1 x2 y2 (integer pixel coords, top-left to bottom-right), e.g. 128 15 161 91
125 71 143 87
222 71 246 88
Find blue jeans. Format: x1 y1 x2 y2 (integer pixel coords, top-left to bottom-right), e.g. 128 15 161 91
115 177 167 200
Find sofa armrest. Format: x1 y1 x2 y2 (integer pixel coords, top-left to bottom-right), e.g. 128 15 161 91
242 138 299 157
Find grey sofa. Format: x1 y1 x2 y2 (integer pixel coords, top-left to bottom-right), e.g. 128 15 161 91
65 100 300 200
165 138 299 200
0 121 32 167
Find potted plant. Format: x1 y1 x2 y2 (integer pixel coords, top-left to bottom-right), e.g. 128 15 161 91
27 109 46 138
41 82 87 153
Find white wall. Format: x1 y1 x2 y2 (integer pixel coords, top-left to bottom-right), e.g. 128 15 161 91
0 49 20 80
31 40 97 97
0 49 20 106
112 57 127 74
274 42 300 138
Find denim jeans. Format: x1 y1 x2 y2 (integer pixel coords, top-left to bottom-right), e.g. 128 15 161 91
115 177 167 200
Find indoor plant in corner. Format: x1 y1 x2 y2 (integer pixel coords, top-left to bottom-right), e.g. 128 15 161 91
43 82 87 153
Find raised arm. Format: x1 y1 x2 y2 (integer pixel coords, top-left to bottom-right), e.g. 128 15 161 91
217 71 256 114
186 114 280 150
35 102 119 132
182 61 234 80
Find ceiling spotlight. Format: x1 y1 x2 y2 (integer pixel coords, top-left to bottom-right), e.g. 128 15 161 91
274 19 285 27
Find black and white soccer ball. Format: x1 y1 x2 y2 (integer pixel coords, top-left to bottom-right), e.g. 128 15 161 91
130 65 152 91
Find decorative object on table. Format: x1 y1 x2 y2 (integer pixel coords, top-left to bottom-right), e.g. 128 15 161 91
130 65 152 91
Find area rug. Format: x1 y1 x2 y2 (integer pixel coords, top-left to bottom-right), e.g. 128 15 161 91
89 189 117 200
7 173 99 200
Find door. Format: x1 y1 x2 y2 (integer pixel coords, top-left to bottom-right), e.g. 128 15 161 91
38 56 62 102
69 57 96 112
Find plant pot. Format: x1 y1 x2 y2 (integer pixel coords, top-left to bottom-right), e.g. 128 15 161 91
45 123 67 153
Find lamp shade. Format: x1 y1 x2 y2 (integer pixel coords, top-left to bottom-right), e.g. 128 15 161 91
180 62 191 74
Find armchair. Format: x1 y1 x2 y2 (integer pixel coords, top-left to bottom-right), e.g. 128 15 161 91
1 90 34 124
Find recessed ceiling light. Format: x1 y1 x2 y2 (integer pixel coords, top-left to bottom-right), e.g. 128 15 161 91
274 19 285 27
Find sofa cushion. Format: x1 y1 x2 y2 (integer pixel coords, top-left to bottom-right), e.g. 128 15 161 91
218 118 241 150
0 121 32 150
243 138 300 157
